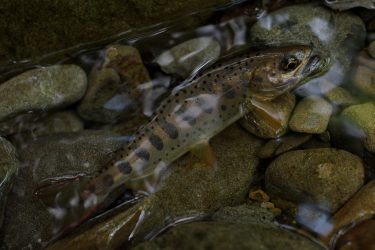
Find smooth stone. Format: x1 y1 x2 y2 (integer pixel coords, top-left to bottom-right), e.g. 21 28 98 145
239 92 296 139
258 133 312 159
132 204 325 250
340 102 375 152
249 3 365 95
368 40 375 58
265 149 364 213
320 180 375 245
335 219 375 250
324 86 357 108
324 0 375 10
0 137 19 228
155 37 221 78
46 124 263 249
0 130 128 249
77 45 150 123
0 65 87 122
353 51 375 98
289 96 333 134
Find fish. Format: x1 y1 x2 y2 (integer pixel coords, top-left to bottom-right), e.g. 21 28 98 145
35 45 330 235
324 0 375 10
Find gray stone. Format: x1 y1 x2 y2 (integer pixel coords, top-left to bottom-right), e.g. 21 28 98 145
77 45 150 123
368 40 375 58
265 148 364 213
249 3 366 96
324 86 357 108
155 37 221 78
289 96 333 134
0 137 19 228
0 65 87 122
1 130 127 249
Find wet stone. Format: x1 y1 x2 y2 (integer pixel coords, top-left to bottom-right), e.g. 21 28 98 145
249 3 365 95
0 65 87 122
368 40 375 58
0 137 19 228
77 44 150 123
265 148 364 213
289 96 333 134
132 203 325 250
324 86 357 108
155 37 221 78
45 124 263 249
0 130 128 249
258 133 312 159
353 51 375 98
340 102 375 152
239 92 296 139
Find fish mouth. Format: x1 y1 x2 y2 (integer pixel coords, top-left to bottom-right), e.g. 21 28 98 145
302 52 330 78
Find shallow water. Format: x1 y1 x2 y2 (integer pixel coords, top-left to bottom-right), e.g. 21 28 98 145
0 0 374 249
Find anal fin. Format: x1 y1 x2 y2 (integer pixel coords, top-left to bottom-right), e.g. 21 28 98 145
189 141 217 168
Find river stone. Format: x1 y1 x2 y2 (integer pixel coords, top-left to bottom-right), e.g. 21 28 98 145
132 204 324 250
258 133 312 159
155 37 221 78
265 148 364 213
369 41 375 58
324 86 357 108
0 65 87 122
77 45 150 123
239 92 295 139
249 3 366 96
289 96 333 134
0 130 128 249
0 137 19 228
45 124 263 249
340 102 375 152
353 51 375 98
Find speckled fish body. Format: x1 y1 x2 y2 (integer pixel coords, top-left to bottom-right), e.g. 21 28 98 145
40 46 329 231
324 0 375 10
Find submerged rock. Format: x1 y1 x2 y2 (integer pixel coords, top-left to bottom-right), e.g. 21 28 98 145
324 86 357 108
368 40 375 58
132 203 325 250
0 130 128 249
249 3 365 95
239 92 295 139
289 96 333 134
155 37 221 78
0 65 87 122
0 137 19 228
340 102 375 152
353 51 375 98
46 124 263 249
77 45 150 123
265 148 364 213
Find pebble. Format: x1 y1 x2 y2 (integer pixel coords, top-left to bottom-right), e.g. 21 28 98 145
368 40 375 58
0 65 87 122
353 51 375 98
265 148 364 213
289 96 333 134
324 86 357 108
155 37 221 78
77 44 150 123
239 92 295 139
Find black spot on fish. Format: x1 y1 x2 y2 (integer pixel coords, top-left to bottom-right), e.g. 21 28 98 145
161 121 178 139
103 174 114 187
117 161 132 174
135 148 150 161
221 105 227 111
149 134 163 150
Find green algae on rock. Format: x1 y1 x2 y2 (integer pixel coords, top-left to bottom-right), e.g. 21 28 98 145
1 130 128 249
289 96 333 134
0 65 87 122
239 92 296 139
0 136 19 228
265 148 364 213
155 37 221 78
77 45 151 123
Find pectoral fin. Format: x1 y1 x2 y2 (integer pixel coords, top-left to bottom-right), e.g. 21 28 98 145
189 141 217 168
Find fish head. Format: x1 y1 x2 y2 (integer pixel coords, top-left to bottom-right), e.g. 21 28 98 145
243 45 330 101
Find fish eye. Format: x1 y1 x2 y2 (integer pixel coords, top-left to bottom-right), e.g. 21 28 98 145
280 56 300 72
